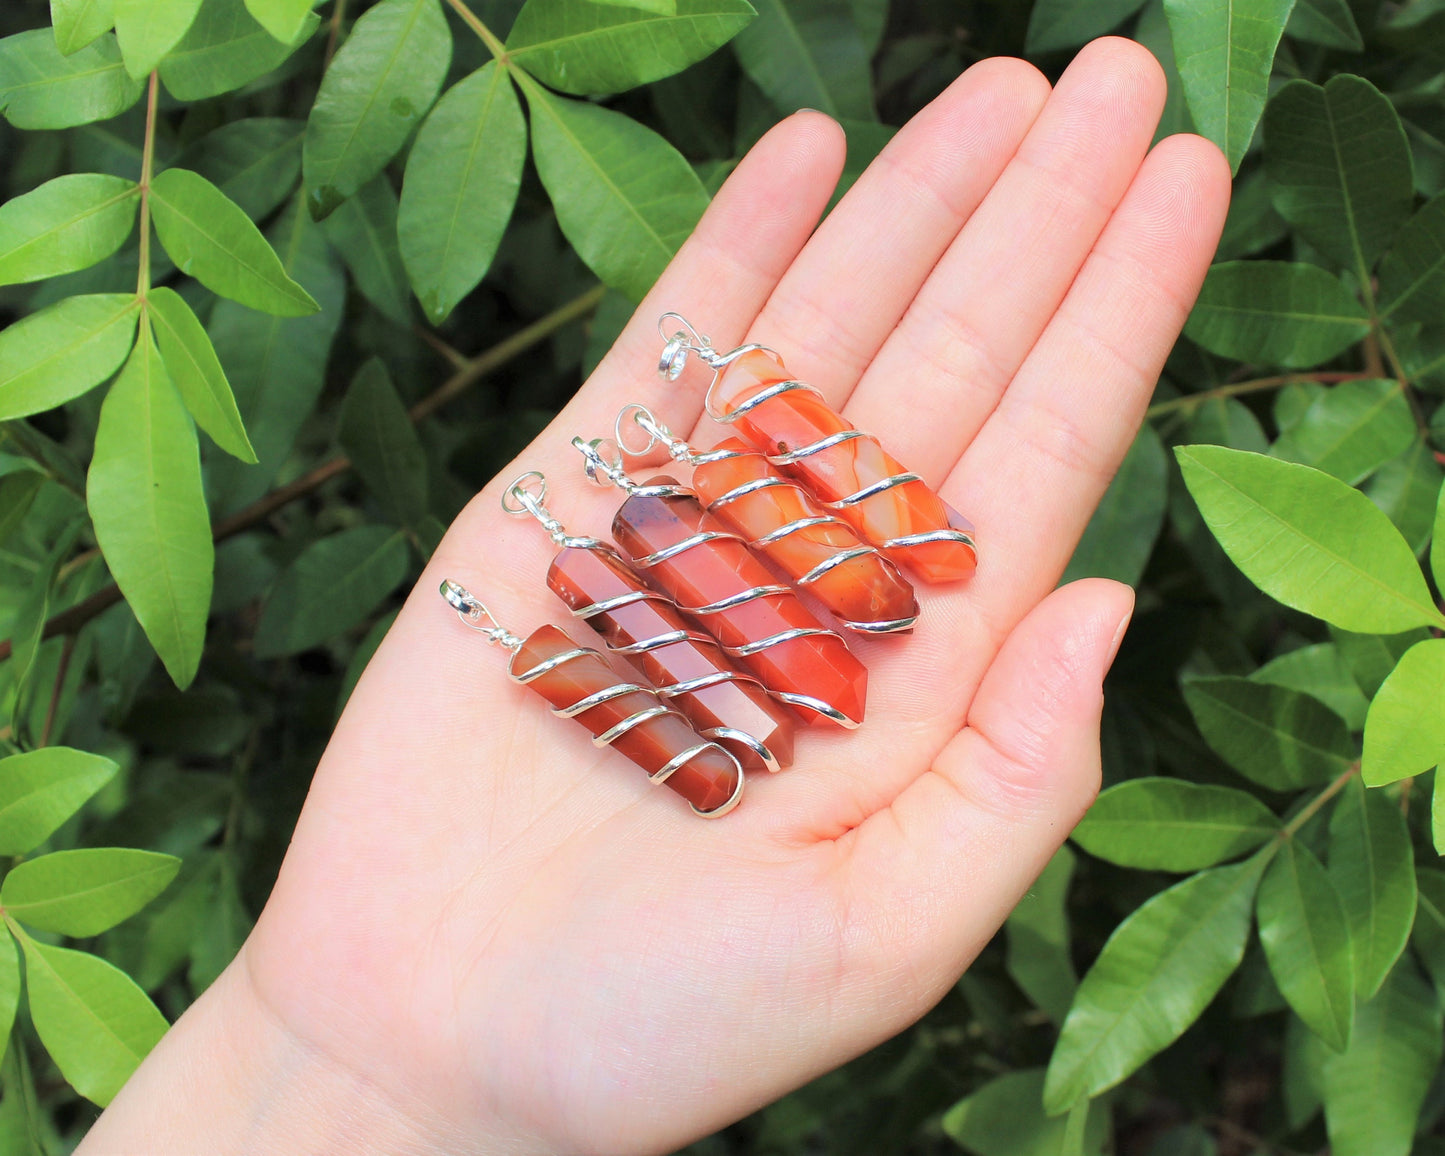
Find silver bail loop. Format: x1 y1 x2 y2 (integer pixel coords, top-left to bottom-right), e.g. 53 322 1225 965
571 436 638 494
501 470 568 546
438 580 523 651
656 312 717 381
615 403 693 463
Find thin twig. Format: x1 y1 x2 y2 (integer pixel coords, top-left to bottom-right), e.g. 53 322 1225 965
443 0 509 59
1146 371 1373 418
38 635 77 747
324 0 349 67
136 72 159 298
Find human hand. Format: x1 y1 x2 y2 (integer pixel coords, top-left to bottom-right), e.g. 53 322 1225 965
81 35 1229 1156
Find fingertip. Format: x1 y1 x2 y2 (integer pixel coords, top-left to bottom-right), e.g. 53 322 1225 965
1057 35 1168 134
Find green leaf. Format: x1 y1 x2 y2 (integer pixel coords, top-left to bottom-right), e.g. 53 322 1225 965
731 0 873 119
15 929 167 1107
1257 838 1353 1051
207 197 345 514
1320 964 1442 1156
159 0 319 102
398 62 524 325
1285 0 1363 48
150 168 318 317
1135 0 1195 144
1433 475 1445 588
336 358 427 527
0 173 138 287
6 524 78 738
942 1069 1108 1156
253 526 409 657
1005 847 1078 1025
302 0 452 221
1062 424 1166 586
1436 776 1445 857
521 77 709 302
113 0 203 78
1379 192 1445 324
0 748 117 856
87 326 214 689
1184 394 1269 453
1332 624 1432 697
0 935 18 1063
2 849 180 937
0 471 45 548
0 31 144 130
1252 643 1370 731
1328 777 1416 999
1263 77 1413 276
1175 446 1445 633
178 118 304 223
187 853 249 993
1073 778 1281 871
1182 677 1353 791
1043 856 1266 1113
1270 379 1417 485
320 174 410 325
0 293 139 421
1366 438 1443 555
506 0 755 96
1362 638 1445 786
243 0 315 44
1415 868 1445 989
52 0 117 55
1025 0 1148 53
147 287 255 463
1215 167 1288 261
1164 0 1293 172
1183 261 1370 369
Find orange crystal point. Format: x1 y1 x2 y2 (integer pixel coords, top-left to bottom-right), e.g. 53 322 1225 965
713 349 977 583
546 543 794 773
692 438 919 633
510 624 741 814
610 478 867 727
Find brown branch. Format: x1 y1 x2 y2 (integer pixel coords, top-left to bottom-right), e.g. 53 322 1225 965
1146 371 1374 418
0 287 605 663
39 634 77 747
323 0 349 67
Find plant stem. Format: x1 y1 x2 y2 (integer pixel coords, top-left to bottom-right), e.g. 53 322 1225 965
0 286 605 662
1280 764 1358 840
135 71 159 299
324 0 349 66
444 0 508 60
38 634 77 748
1146 371 1373 418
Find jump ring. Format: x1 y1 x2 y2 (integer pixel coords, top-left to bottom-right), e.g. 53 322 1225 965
501 470 548 516
614 404 660 457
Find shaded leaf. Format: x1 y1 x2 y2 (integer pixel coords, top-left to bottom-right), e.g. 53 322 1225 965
1362 638 1445 786
150 167 319 316
1043 857 1266 1112
87 326 214 689
253 526 409 657
320 173 410 325
2 849 180 937
113 0 203 78
942 1069 1108 1156
1270 378 1416 485
1285 0 1363 48
336 358 427 526
1257 837 1353 1050
1366 438 1443 555
178 117 304 223
1332 624 1432 697
398 62 524 325
337 606 398 715
1005 847 1077 1025
1073 778 1281 871
0 173 138 286
52 0 118 56
186 853 249 993
1025 0 1148 53
1379 191 1445 324
1062 424 1167 586
1252 643 1369 731
0 292 139 421
1329 777 1416 999
160 0 319 102
0 748 117 856
1215 167 1288 261
1175 446 1444 632
0 31 144 130
1183 261 1370 369
1434 473 1445 588
303 0 452 220
1414 868 1445 990
148 286 255 463
0 935 17 1063
732 0 873 119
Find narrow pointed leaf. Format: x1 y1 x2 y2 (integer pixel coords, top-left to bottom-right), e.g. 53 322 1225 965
1073 778 1281 871
320 174 410 324
52 0 117 55
336 358 427 527
0 293 139 421
244 0 316 44
1164 0 1293 172
1320 965 1442 1156
1270 379 1416 485
0 31 144 129
1043 857 1266 1113
1005 847 1078 1025
1025 0 1148 53
1257 838 1353 1051
3 849 180 937
87 327 214 689
1328 777 1416 999
150 167 318 316
522 77 709 302
731 0 873 118
1263 77 1413 276
0 173 138 286
302 0 452 220
113 0 204 78
1182 677 1352 791
147 287 256 463
1361 638 1445 786
1183 261 1370 369
0 749 118 856
160 0 319 101
505 0 756 96
1175 446 1445 632
398 62 524 325
16 931 167 1107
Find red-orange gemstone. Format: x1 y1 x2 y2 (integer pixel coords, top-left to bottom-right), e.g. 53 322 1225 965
510 624 741 814
546 543 794 773
610 478 867 727
691 438 919 633
713 349 977 583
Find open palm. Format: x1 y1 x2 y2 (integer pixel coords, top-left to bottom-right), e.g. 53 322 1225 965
85 36 1229 1156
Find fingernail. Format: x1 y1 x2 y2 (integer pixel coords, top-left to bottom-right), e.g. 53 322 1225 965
1103 604 1133 673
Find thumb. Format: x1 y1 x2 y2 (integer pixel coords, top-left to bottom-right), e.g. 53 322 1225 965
839 578 1133 1017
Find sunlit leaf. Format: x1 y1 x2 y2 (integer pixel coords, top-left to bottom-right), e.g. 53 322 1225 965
0 292 139 421
113 0 204 79
160 0 319 101
0 748 117 856
51 0 117 56
0 173 137 287
2 849 180 936
0 31 144 130
1270 379 1416 485
1073 778 1281 870
1361 638 1445 786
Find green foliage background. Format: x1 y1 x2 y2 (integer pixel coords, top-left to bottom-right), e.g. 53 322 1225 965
0 0 1443 1151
